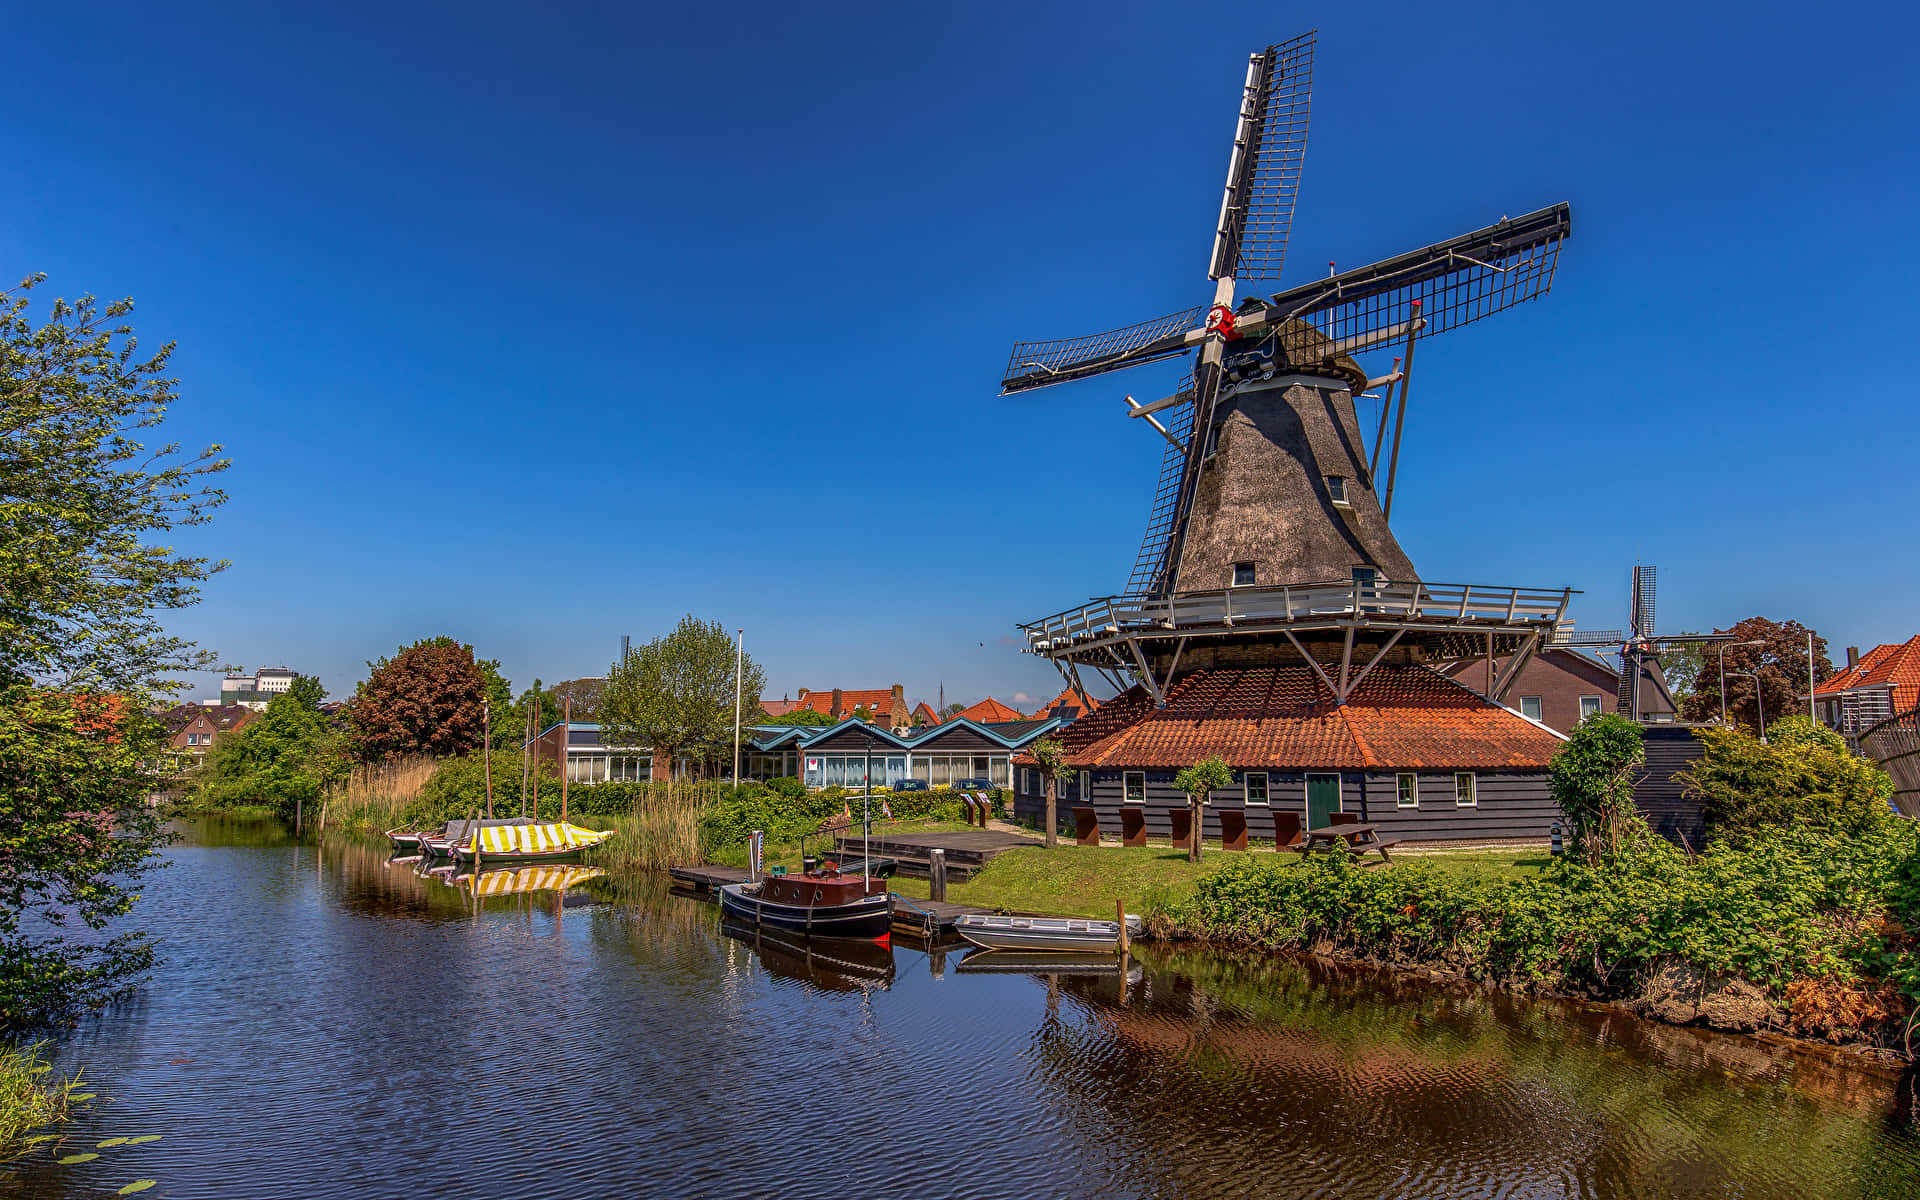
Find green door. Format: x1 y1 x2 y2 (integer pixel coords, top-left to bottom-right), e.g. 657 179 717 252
1306 774 1341 830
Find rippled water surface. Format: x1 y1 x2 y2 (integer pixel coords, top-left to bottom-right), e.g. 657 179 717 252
6 816 1920 1199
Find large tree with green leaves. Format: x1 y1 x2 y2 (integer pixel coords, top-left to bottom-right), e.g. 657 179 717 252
346 637 491 762
760 707 833 727
601 616 765 777
1550 713 1646 865
1028 738 1069 849
0 276 228 1027
200 682 345 824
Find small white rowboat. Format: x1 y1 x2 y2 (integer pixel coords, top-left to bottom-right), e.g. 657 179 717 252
954 912 1143 953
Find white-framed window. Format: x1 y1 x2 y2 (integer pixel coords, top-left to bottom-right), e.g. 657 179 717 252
1579 695 1603 720
1078 770 1090 801
1232 562 1256 587
1455 773 1477 807
1397 773 1418 808
1520 696 1543 722
1244 772 1269 805
1327 475 1349 505
1124 772 1146 804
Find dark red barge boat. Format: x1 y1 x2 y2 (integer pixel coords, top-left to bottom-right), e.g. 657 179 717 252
717 859 894 941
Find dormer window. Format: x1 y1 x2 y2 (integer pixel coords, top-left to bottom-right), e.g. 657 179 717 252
1232 562 1256 587
1327 475 1350 506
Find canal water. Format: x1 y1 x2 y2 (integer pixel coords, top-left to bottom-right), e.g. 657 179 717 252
6 816 1919 1199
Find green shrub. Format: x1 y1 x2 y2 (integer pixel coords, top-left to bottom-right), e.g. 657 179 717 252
1679 716 1894 842
1550 713 1647 865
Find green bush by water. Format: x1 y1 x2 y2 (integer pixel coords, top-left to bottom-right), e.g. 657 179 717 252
0 1041 83 1155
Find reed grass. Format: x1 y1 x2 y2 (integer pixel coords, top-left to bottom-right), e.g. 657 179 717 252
0 1042 83 1157
320 755 438 832
577 780 723 872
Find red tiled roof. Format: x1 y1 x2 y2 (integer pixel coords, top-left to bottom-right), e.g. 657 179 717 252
955 696 1024 723
1035 686 1101 720
1813 636 1920 712
791 688 902 717
1023 665 1562 770
910 702 941 726
759 697 802 718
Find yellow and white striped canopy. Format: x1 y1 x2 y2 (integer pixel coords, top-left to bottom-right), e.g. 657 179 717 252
460 864 606 896
469 822 614 855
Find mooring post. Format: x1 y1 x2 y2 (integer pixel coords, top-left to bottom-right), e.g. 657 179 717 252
929 848 948 903
1116 899 1130 955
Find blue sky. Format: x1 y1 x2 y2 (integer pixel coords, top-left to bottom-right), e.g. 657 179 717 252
6 1 1915 708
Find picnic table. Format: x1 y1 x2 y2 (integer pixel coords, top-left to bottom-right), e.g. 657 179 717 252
1297 821 1401 863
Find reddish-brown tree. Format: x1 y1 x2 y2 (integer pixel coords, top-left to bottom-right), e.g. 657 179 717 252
1677 616 1832 734
347 637 490 762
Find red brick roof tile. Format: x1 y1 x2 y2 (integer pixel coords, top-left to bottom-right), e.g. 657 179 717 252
1813 636 1920 713
955 696 1024 723
1023 665 1561 771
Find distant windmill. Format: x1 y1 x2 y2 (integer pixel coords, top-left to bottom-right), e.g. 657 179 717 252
1557 565 1732 722
1001 31 1571 598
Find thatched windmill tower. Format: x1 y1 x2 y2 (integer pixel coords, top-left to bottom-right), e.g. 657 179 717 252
999 33 1580 845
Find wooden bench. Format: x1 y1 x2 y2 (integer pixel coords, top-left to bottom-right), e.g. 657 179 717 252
1218 809 1248 852
1121 807 1147 847
1167 807 1193 851
1072 806 1100 847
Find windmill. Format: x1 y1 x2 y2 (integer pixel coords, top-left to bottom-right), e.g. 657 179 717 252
1001 31 1571 600
1556 565 1733 722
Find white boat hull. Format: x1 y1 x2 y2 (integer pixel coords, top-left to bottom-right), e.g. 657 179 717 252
954 913 1143 954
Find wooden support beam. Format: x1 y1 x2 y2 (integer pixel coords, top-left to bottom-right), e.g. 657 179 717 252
1161 636 1189 696
1491 631 1541 704
1336 626 1357 701
1127 638 1165 709
1285 631 1341 701
1344 630 1405 699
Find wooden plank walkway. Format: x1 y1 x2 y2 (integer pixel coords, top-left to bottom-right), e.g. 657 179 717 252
830 829 1039 881
667 864 749 892
889 895 991 937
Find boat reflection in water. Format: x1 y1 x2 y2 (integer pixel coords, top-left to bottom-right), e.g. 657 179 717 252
719 917 895 994
453 863 606 898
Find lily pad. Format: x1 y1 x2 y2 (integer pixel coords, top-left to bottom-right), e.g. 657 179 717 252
56 1152 100 1163
97 1137 128 1147
123 1136 162 1145
117 1183 157 1195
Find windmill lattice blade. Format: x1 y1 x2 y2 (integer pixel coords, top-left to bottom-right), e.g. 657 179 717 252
1214 32 1314 283
1633 565 1657 637
1001 305 1205 395
1261 203 1570 358
1556 630 1625 645
1125 383 1196 594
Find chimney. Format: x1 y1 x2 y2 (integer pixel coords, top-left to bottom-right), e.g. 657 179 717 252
830 687 844 720
1847 646 1860 669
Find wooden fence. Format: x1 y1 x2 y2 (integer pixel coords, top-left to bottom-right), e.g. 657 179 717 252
1859 707 1920 819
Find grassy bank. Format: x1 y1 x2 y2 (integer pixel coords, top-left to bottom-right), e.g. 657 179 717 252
0 1042 83 1156
1149 821 1920 1051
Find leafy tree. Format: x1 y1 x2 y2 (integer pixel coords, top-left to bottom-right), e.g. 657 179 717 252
549 677 605 721
1677 616 1832 733
761 708 833 727
475 657 514 747
1678 716 1892 842
0 276 227 1027
1028 738 1069 850
941 702 967 719
1173 755 1233 864
1551 713 1647 865
601 616 765 778
286 674 326 711
1658 643 1706 704
851 704 874 722
200 690 346 823
347 637 489 762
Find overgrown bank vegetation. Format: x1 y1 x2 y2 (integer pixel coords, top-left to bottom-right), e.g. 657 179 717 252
1154 715 1920 1053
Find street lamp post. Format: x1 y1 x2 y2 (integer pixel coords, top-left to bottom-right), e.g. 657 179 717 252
731 629 744 786
1717 639 1766 725
1733 669 1767 742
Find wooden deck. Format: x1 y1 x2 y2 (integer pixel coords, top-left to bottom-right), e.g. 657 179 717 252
830 829 1039 882
888 895 992 937
667 864 749 893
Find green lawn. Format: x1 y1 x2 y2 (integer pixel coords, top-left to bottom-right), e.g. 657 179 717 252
887 841 1554 918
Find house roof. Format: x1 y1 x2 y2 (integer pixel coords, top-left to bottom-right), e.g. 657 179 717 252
760 697 803 718
747 715 1061 753
954 696 1024 723
1814 636 1920 711
790 688 905 717
163 703 258 734
910 702 941 726
1033 686 1102 721
1025 665 1564 771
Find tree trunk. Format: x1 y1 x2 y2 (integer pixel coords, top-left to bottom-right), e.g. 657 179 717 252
1189 798 1202 864
1044 774 1057 850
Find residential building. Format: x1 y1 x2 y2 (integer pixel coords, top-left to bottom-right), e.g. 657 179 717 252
217 666 300 710
1438 647 1620 735
526 722 655 783
162 703 259 770
764 685 916 732
1012 665 1565 844
1814 637 1920 736
1032 686 1102 724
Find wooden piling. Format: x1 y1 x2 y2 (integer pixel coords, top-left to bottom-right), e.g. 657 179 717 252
561 697 571 822
1116 899 1130 955
929 848 948 902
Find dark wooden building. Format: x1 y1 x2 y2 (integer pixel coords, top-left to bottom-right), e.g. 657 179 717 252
1439 646 1620 735
1013 664 1564 845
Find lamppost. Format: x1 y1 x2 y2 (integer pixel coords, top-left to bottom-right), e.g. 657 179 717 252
1733 669 1767 742
731 629 744 785
1717 639 1766 724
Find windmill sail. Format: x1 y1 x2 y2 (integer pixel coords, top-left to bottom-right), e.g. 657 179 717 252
1126 383 1196 593
1001 305 1205 395
1211 32 1314 283
1254 203 1570 363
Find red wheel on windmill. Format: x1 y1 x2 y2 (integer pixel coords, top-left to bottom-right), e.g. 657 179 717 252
1205 304 1237 340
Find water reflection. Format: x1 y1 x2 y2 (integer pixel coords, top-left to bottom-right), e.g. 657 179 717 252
3 821 1916 1200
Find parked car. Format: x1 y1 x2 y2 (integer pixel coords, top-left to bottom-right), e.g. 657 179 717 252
892 779 929 792
953 778 995 791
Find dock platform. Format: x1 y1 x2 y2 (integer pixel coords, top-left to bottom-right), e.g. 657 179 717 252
889 896 992 937
830 829 1038 882
667 864 749 893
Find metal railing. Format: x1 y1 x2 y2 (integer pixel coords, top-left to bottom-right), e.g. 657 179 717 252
1020 579 1574 654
